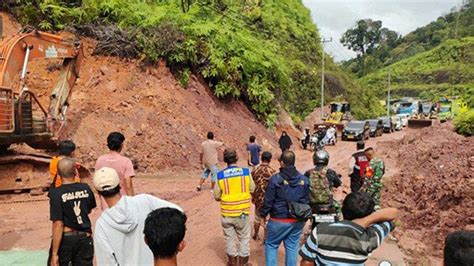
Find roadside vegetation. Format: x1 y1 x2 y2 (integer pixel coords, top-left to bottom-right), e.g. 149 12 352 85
454 106 474 136
337 0 473 134
360 37 474 100
1 0 382 125
343 0 474 78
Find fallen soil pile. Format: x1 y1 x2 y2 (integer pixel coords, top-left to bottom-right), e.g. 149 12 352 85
275 108 302 141
379 123 474 262
1 13 279 173
299 106 329 130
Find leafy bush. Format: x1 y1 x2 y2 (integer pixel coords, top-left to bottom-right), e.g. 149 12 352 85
454 107 474 136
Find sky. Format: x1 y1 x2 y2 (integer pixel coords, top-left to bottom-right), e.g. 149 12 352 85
302 0 461 62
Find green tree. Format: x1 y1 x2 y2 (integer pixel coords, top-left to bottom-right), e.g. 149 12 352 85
341 19 399 75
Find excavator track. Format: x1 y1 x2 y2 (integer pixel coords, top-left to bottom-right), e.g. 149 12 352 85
0 152 90 194
0 196 49 204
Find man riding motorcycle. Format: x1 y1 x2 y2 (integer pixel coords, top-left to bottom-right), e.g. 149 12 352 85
304 150 342 229
310 126 327 151
322 125 337 145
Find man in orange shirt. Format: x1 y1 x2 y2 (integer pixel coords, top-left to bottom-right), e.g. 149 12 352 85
50 140 80 188
47 141 83 265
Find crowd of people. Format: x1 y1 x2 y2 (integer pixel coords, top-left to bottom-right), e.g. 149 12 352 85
47 132 185 266
46 131 473 266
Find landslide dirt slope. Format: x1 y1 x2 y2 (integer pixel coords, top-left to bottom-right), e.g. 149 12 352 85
379 123 474 263
1 13 278 172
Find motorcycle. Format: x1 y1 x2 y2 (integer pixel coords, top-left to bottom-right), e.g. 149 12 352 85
310 129 326 151
311 203 339 229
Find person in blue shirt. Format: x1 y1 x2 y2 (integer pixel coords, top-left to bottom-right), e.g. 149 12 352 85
246 136 261 169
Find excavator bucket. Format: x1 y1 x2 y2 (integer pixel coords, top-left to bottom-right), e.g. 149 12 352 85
408 119 433 128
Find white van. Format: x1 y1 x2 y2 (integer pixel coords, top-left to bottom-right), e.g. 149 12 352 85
396 113 410 127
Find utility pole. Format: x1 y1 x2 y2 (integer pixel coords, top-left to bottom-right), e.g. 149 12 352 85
320 37 332 120
387 70 391 116
454 1 461 39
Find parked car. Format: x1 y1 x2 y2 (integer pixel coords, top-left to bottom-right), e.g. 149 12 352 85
396 113 410 127
366 119 384 137
379 116 394 133
342 121 370 141
391 116 403 131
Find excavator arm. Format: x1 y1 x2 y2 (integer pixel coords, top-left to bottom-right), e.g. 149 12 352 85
0 27 89 194
0 28 83 144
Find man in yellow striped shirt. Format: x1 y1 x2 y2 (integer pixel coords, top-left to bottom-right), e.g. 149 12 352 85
214 148 255 266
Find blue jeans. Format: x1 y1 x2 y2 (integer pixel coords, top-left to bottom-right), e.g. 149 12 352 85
202 165 219 182
265 219 305 266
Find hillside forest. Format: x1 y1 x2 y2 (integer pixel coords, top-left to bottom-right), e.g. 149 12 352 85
0 0 472 133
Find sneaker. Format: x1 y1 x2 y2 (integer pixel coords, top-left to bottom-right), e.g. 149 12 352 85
196 185 202 191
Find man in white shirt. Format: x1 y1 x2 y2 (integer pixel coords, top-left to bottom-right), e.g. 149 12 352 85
93 167 182 265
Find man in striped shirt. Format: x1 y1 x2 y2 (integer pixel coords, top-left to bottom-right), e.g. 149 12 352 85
300 192 399 265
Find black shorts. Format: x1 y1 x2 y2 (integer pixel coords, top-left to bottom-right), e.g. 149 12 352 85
48 234 93 266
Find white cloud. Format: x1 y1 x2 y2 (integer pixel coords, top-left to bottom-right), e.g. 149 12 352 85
303 0 460 61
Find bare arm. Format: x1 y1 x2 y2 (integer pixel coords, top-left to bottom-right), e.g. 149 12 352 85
300 260 314 266
353 208 399 228
51 220 64 266
125 176 134 196
200 152 203 165
348 156 355 175
249 175 255 193
213 184 222 201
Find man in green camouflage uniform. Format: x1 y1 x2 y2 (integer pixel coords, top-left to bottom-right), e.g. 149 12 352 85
362 147 385 207
304 150 342 227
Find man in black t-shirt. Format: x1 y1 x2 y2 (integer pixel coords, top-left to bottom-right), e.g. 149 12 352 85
49 157 97 266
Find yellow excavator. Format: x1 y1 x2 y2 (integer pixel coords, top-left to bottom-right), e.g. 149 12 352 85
0 27 85 193
324 102 352 130
408 100 436 128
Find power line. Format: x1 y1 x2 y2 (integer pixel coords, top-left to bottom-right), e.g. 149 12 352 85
333 41 356 60
327 41 349 62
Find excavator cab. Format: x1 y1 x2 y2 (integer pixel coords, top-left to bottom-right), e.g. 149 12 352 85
326 102 351 130
329 102 350 114
0 86 52 149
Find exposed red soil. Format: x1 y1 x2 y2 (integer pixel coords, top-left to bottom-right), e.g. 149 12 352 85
62 55 279 172
0 12 279 175
379 122 474 264
299 106 329 130
275 108 303 140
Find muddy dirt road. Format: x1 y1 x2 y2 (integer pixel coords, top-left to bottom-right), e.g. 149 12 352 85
0 130 406 265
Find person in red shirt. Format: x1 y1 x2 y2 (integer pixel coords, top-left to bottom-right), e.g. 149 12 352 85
348 141 369 192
